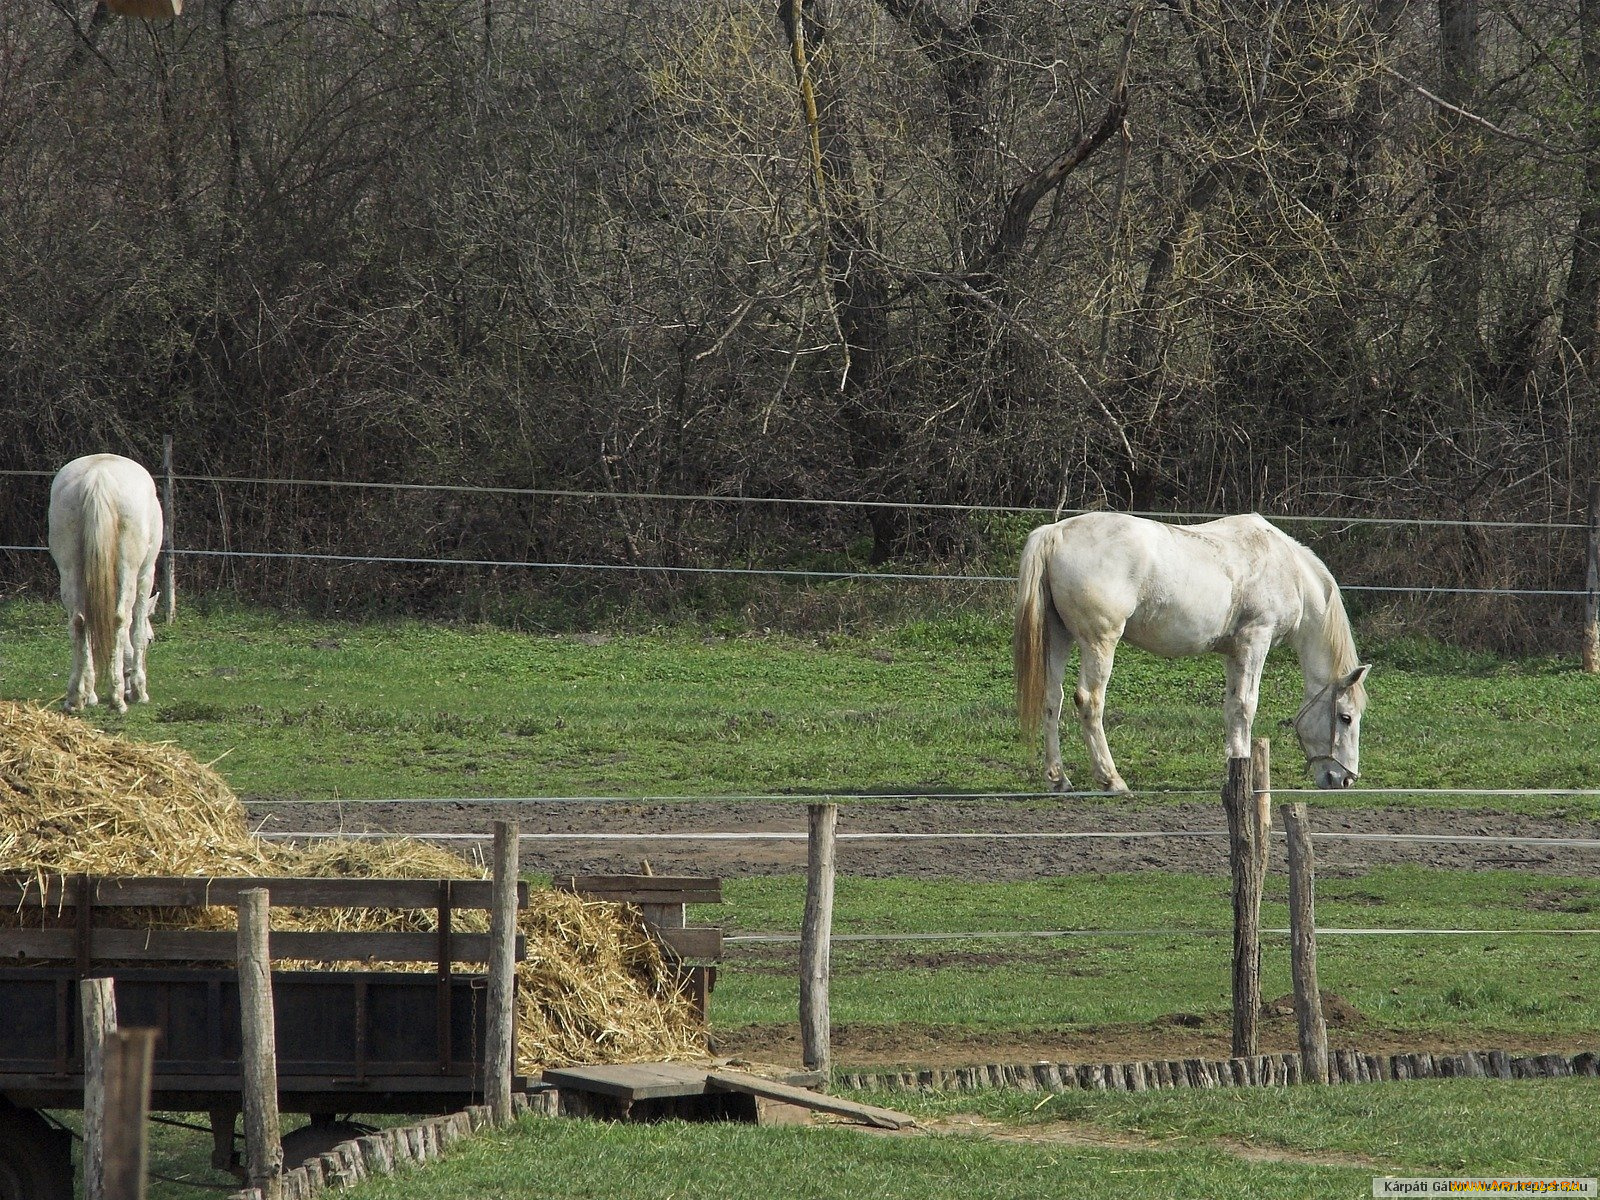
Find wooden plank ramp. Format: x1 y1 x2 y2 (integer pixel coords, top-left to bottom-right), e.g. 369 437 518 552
540 1063 917 1130
706 1071 915 1130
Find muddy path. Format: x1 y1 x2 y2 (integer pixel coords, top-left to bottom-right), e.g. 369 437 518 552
245 797 1600 881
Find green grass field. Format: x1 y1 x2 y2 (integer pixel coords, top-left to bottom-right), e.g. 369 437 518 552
707 869 1600 1048
8 600 1598 1198
2 599 1598 806
315 1079 1600 1200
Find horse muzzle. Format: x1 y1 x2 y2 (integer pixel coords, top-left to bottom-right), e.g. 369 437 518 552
1313 761 1358 789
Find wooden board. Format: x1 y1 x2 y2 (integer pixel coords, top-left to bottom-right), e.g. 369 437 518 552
706 1071 916 1130
654 927 723 960
0 928 525 964
541 1062 712 1100
0 875 528 911
555 875 722 905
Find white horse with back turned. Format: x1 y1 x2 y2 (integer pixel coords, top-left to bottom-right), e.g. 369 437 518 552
1014 512 1369 793
48 454 164 713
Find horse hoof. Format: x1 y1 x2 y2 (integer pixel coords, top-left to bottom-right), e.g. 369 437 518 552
1104 777 1131 795
1047 776 1071 794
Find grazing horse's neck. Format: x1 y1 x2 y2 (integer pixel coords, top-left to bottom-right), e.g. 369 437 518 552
1288 567 1359 697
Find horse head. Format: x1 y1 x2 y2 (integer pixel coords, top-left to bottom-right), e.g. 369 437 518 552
1292 664 1369 789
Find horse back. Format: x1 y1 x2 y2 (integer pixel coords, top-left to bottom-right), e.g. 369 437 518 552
1042 512 1306 654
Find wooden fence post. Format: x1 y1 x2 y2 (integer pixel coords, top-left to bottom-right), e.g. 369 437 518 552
800 802 837 1076
103 1027 158 1200
237 889 283 1200
1584 479 1599 673
82 977 119 1200
161 433 176 625
1222 754 1261 1057
1283 803 1330 1084
485 819 519 1125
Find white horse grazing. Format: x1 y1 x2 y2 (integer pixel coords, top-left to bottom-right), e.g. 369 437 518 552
1014 512 1369 793
47 454 165 713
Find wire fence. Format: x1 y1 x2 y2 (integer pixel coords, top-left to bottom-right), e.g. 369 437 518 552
0 543 1588 597
252 807 1600 944
0 467 1588 529
4 468 1594 597
241 786 1600 804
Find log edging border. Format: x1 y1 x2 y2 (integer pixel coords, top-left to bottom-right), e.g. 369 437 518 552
226 1092 558 1200
834 1048 1600 1094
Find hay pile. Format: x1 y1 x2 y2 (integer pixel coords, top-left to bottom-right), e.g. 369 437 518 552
0 702 706 1068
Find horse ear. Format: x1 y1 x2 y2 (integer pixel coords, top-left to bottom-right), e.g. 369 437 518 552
1340 664 1370 690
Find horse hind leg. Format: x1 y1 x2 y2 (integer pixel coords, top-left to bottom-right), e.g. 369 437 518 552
1040 612 1073 792
65 611 95 712
1073 637 1129 794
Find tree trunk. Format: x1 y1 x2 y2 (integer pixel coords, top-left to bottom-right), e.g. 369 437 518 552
780 0 899 561
1562 0 1600 367
1433 0 1483 372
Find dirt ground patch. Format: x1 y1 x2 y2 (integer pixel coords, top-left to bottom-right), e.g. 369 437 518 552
902 1114 1389 1170
246 796 1600 881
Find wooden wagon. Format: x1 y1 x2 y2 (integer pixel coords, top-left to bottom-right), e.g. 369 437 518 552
0 873 529 1200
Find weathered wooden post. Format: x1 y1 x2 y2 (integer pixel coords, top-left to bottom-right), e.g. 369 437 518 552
800 802 837 1076
485 819 520 1125
1283 803 1331 1084
82 977 119 1200
1584 479 1599 673
161 434 176 625
102 1027 158 1200
1222 753 1261 1057
237 888 283 1200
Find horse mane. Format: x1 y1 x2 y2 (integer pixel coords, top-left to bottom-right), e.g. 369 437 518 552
1298 537 1362 688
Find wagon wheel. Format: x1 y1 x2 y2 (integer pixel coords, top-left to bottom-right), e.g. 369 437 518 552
0 1105 72 1200
280 1117 380 1168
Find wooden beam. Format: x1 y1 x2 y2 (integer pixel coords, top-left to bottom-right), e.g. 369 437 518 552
554 875 722 905
82 977 118 1200
653 928 724 960
103 1028 158 1200
0 928 524 964
706 1071 915 1130
0 875 527 911
1284 803 1331 1084
1222 755 1262 1058
485 820 519 1125
800 803 837 1075
237 890 283 1200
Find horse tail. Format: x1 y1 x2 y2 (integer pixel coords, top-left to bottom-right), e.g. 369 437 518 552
1013 527 1052 735
80 480 121 688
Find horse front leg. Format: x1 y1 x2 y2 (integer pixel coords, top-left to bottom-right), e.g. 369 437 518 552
1222 643 1269 761
1074 637 1128 794
1225 643 1272 875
